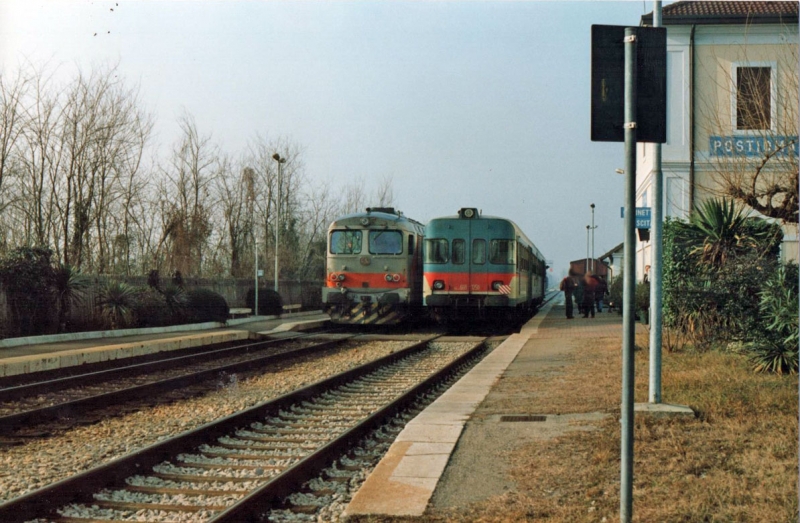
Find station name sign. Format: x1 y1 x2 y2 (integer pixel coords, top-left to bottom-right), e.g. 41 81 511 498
709 135 798 157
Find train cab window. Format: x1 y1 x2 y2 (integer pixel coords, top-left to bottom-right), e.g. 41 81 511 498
489 240 515 264
369 230 403 255
472 239 486 265
330 230 362 254
452 239 465 264
424 239 449 263
408 235 415 255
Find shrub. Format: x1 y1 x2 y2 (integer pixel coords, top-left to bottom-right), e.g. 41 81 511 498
663 212 782 351
747 263 799 374
131 287 172 328
52 264 90 333
246 288 283 316
0 247 56 336
184 288 229 323
97 281 136 330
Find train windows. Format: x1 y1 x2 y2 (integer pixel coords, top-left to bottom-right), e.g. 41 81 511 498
472 239 486 265
330 230 362 254
451 239 465 264
369 230 403 255
424 239 449 263
408 235 415 255
489 240 515 264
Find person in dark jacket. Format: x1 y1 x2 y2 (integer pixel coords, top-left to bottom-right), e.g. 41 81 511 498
582 272 597 318
559 272 577 319
593 275 608 313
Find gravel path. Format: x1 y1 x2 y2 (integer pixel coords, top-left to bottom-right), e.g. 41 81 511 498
0 340 415 504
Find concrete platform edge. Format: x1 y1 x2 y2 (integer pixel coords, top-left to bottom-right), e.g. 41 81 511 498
343 300 556 518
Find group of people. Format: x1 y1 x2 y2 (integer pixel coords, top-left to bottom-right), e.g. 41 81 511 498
559 271 608 319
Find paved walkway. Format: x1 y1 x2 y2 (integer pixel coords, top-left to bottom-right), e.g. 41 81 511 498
345 298 644 517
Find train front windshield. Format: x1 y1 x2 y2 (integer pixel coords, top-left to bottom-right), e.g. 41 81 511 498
330 230 362 254
369 230 403 254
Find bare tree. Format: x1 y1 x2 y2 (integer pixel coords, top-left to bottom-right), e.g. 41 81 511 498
698 39 798 223
373 174 395 208
157 112 218 277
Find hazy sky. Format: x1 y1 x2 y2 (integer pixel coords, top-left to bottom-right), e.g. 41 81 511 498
1 0 655 276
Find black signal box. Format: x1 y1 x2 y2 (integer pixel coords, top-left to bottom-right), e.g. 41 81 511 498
591 25 667 144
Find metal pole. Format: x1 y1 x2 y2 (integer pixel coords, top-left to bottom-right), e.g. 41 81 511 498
274 161 280 293
586 225 590 274
254 241 259 316
272 154 285 293
591 203 596 272
649 0 663 404
621 26 638 523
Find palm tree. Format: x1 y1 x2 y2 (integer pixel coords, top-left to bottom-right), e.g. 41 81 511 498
52 264 90 333
97 282 136 330
685 199 780 268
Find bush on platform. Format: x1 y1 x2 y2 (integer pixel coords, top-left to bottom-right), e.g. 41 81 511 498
245 288 283 316
184 288 230 323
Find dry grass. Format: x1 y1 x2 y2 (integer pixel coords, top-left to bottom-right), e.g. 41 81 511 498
351 330 798 522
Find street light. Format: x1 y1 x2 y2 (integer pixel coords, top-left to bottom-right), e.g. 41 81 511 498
590 203 597 272
254 239 259 317
272 153 286 293
586 225 590 274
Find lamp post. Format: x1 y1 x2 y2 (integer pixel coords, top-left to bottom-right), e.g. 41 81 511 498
254 240 259 316
586 225 590 274
590 203 597 272
272 153 286 293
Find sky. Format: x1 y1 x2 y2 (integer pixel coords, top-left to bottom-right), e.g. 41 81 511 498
0 0 657 278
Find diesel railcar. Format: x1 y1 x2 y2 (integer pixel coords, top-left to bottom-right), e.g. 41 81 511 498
423 208 546 322
322 207 425 324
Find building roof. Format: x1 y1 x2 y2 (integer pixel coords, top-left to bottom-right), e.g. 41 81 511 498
598 242 624 262
641 1 799 26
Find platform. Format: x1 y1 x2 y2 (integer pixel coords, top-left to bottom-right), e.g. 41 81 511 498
344 299 650 518
0 311 329 378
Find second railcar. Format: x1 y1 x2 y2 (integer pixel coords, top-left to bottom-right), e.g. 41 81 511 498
322 207 425 325
423 208 546 322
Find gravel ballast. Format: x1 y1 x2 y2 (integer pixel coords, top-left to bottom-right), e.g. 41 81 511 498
0 340 416 504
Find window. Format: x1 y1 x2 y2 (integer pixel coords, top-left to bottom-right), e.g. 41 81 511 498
408 235 414 255
330 230 362 254
424 239 449 263
735 66 772 131
369 230 402 254
472 239 486 264
489 240 515 264
452 239 465 264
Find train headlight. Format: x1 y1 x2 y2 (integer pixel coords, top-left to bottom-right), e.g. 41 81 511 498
492 281 502 291
337 273 346 281
433 280 445 290
385 274 393 282
392 274 401 282
329 273 338 281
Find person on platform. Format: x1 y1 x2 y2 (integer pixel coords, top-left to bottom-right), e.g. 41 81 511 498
582 272 598 318
593 274 608 313
559 272 577 319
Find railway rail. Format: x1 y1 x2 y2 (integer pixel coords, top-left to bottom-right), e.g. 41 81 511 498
1 336 486 523
0 334 357 436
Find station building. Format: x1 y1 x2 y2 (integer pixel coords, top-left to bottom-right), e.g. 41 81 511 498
635 1 799 279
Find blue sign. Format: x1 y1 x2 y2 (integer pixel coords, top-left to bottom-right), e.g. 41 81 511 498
635 207 651 229
709 136 798 157
620 207 652 229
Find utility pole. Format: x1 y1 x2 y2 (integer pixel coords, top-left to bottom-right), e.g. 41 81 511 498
649 0 664 404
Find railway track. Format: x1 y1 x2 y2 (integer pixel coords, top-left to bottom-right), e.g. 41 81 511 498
0 334 358 436
1 336 486 523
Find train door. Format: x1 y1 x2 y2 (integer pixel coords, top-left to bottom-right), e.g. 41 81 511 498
469 218 490 296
